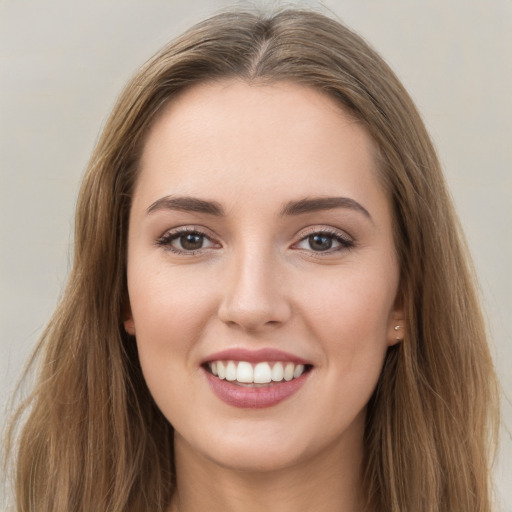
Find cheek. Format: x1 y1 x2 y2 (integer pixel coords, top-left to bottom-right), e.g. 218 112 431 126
127 267 219 406
299 264 397 368
305 271 395 334
128 265 216 342
128 267 216 420
297 270 395 425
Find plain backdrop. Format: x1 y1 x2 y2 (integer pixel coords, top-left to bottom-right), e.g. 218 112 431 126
1 0 511 509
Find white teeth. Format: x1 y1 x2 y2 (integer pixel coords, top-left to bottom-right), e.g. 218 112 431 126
271 362 284 382
284 363 294 381
225 361 237 381
253 362 272 384
293 364 305 378
217 361 226 379
208 360 308 384
236 362 253 383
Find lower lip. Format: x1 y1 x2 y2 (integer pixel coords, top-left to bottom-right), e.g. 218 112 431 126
204 369 310 409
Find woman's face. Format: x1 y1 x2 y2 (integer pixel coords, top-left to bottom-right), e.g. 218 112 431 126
125 80 402 472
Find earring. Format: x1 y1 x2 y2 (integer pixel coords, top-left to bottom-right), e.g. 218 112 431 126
394 325 402 342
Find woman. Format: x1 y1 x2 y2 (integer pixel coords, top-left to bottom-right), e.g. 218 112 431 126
5 8 499 512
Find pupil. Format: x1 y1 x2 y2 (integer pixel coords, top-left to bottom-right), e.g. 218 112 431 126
181 233 203 250
309 234 332 251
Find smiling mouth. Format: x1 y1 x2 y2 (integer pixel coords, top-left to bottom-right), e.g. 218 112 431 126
204 360 313 387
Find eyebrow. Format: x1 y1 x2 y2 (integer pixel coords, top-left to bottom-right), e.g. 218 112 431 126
147 196 225 216
280 196 372 221
146 195 372 221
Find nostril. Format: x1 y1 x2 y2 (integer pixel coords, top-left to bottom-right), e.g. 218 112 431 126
217 265 292 330
218 299 292 331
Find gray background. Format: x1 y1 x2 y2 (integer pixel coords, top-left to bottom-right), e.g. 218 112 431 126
1 0 511 509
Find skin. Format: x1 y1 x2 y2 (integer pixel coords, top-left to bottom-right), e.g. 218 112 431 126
125 80 403 512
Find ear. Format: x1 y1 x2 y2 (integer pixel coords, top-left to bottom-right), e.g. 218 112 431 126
123 302 136 336
387 295 405 347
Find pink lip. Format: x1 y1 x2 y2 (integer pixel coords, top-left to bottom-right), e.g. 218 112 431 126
201 348 310 365
204 368 311 409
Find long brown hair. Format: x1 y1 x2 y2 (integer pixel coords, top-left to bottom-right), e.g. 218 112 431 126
4 8 498 511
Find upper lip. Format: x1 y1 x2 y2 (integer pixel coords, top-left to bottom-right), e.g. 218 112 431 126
201 348 311 366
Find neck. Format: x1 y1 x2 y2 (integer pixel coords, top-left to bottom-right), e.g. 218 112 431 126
170 426 365 512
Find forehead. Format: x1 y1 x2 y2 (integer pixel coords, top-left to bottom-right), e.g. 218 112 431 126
134 79 388 216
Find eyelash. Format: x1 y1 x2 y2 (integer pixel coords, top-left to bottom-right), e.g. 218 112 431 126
155 226 355 255
155 227 218 255
293 227 355 254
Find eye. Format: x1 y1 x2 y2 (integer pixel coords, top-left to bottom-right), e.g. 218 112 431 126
156 228 219 254
294 229 354 253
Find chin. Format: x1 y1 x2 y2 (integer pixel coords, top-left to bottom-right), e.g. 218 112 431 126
177 412 359 476
204 440 308 474
174 418 315 473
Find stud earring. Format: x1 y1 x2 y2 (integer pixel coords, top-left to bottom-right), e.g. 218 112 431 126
394 325 402 342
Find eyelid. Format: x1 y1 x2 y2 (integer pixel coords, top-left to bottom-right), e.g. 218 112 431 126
155 225 221 254
291 225 355 253
297 225 353 240
155 224 354 255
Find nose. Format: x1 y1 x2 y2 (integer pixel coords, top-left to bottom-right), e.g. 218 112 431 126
217 246 292 332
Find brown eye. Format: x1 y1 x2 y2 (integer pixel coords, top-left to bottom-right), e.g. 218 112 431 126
308 234 333 251
294 229 354 253
178 233 205 251
156 229 218 253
